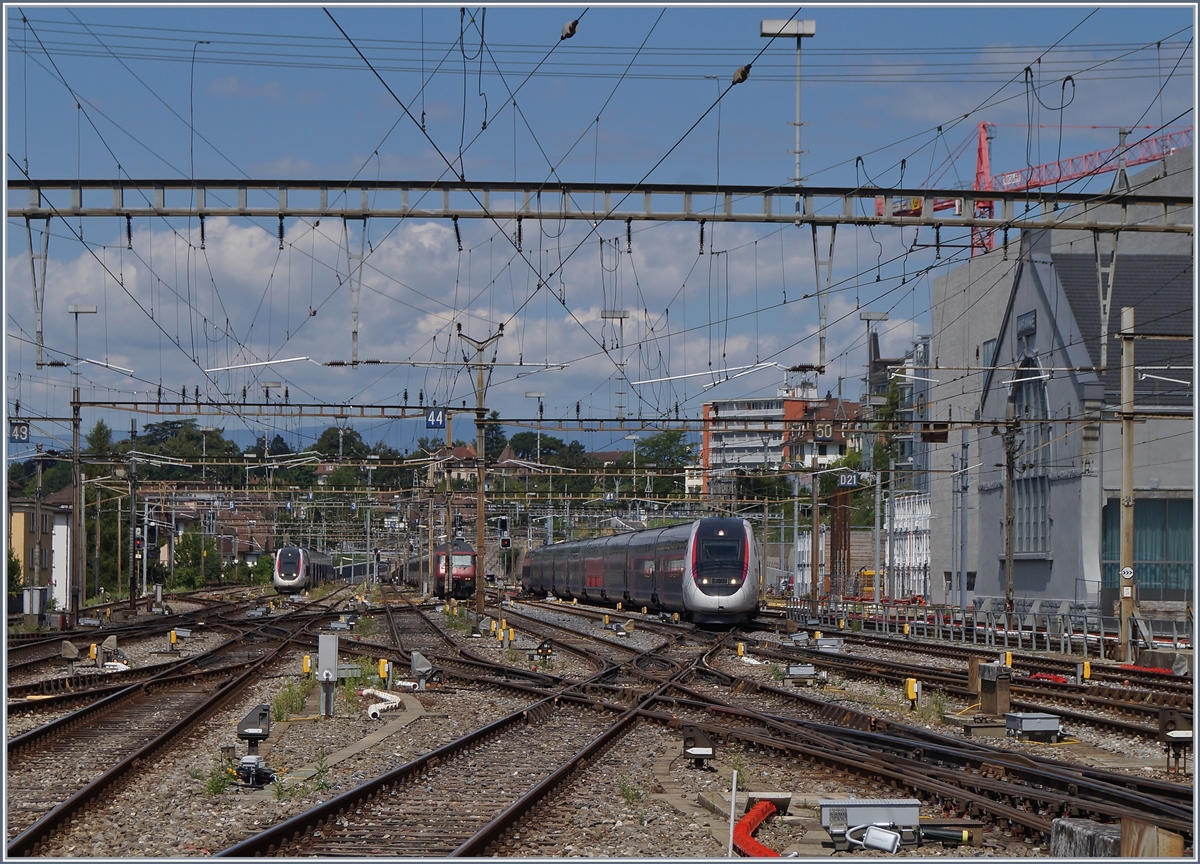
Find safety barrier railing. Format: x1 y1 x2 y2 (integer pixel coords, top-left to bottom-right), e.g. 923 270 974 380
782 598 1192 660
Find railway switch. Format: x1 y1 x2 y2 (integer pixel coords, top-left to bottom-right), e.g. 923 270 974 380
681 724 716 770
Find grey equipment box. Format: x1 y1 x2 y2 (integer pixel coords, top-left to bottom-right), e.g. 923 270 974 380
317 633 339 682
1005 712 1060 741
820 798 921 851
820 798 920 831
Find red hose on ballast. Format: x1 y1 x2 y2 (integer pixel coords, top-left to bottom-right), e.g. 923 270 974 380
733 801 780 857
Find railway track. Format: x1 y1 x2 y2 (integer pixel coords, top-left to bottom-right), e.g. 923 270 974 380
5 585 357 856
747 639 1188 739
219 700 621 856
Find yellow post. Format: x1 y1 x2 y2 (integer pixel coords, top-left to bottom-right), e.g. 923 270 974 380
573 598 578 605
1003 651 1012 667
903 623 910 636
673 612 679 624
737 643 745 656
604 614 610 626
507 627 515 642
1081 660 1091 680
169 630 177 647
490 619 498 633
89 644 97 660
616 602 622 612
302 654 311 674
814 631 822 640
378 658 389 679
642 606 647 615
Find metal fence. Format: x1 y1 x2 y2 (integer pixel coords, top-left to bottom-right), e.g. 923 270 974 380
784 599 1193 659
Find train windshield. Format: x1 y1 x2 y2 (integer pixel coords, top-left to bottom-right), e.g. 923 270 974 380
451 554 473 568
277 551 301 575
697 540 741 567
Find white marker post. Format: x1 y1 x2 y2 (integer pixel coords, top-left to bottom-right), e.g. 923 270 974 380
728 769 738 857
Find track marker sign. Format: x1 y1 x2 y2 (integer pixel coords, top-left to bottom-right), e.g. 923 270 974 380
425 408 446 429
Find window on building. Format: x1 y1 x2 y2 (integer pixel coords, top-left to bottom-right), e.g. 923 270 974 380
1012 369 1050 553
1102 498 1193 598
818 444 827 457
28 516 36 533
982 339 997 370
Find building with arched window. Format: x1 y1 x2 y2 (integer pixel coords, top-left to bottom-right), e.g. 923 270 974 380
932 147 1192 613
974 226 1192 610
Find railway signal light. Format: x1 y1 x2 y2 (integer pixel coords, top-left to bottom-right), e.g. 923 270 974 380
498 516 508 532
501 536 511 549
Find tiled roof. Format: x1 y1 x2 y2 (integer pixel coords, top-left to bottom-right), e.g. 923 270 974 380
1053 253 1192 406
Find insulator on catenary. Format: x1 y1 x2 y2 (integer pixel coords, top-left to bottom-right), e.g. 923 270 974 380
126 215 133 249
626 217 632 253
515 216 522 251
452 215 462 251
278 215 285 250
698 219 706 255
199 215 206 250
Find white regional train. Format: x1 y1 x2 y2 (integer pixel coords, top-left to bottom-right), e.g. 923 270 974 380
521 518 760 625
273 546 335 594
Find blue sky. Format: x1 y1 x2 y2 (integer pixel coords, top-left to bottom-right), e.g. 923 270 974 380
4 4 1195 456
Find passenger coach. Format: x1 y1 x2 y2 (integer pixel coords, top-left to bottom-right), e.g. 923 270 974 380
521 518 759 624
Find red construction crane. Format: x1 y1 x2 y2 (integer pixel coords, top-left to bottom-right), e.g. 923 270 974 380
878 123 1193 254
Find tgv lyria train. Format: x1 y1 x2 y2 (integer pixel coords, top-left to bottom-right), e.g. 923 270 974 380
521 518 760 624
273 546 334 594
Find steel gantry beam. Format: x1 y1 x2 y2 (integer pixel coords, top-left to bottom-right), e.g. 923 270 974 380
7 178 1193 234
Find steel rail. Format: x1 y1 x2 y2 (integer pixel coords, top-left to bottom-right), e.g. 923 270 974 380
5 607 338 856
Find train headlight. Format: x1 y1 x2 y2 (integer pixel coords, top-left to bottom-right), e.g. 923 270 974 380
730 578 738 585
701 578 709 585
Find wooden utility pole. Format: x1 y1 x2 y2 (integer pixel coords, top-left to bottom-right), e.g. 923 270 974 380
459 323 502 617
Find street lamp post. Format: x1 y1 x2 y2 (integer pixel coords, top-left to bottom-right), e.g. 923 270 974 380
760 18 816 213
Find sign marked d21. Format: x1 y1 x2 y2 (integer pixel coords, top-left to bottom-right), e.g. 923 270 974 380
425 408 446 430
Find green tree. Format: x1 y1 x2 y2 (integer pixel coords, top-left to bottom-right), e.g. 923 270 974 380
327 465 362 487
635 430 694 497
483 411 507 461
8 545 22 595
85 419 113 456
314 426 368 459
173 531 221 588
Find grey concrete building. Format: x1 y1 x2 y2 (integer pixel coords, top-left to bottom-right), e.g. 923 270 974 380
929 147 1193 610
